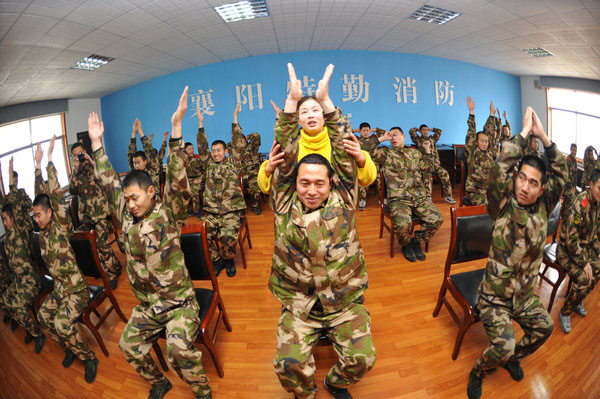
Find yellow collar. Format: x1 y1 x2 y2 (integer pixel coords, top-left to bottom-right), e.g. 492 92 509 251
299 127 329 152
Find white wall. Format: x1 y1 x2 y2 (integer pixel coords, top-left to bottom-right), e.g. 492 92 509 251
65 98 101 145
520 76 548 132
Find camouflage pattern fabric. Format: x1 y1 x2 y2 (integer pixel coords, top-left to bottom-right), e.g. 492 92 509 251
38 288 94 360
556 189 600 316
127 136 161 189
70 161 121 281
240 132 262 208
187 147 205 215
269 108 374 397
119 300 210 396
274 302 375 399
203 210 243 262
471 134 567 377
357 131 383 202
3 185 34 234
387 197 442 246
562 154 579 213
409 127 453 198
582 146 598 188
464 114 496 206
158 137 167 165
499 121 512 146
94 138 209 393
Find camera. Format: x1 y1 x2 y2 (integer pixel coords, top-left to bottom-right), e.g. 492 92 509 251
77 153 85 162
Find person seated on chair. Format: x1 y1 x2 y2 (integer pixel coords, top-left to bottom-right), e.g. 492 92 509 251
353 122 382 210
467 107 567 399
562 143 579 214
238 129 263 215
184 140 205 217
69 143 121 289
197 103 247 278
363 125 442 263
0 166 34 235
128 118 161 189
499 110 512 146
557 168 600 334
523 134 542 158
409 124 456 204
33 137 98 383
582 146 598 189
88 87 213 399
464 96 497 206
0 158 46 353
270 62 375 399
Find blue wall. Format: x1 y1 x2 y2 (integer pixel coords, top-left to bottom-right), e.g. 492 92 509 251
101 50 522 172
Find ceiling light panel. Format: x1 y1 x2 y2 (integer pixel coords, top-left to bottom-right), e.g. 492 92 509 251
71 54 115 71
408 5 461 25
215 0 269 23
522 47 554 57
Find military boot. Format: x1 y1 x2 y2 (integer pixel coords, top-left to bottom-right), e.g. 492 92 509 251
502 360 524 381
559 312 571 333
575 302 587 317
195 392 212 399
324 379 352 399
149 380 172 399
412 239 426 261
467 371 482 399
225 258 237 277
34 334 46 354
10 319 18 331
62 349 76 368
25 332 34 344
84 357 98 383
402 244 417 262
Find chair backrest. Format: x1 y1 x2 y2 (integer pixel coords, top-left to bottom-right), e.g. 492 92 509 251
547 200 561 240
379 170 387 203
180 222 219 290
69 230 106 283
30 231 50 274
453 144 467 166
66 195 80 228
444 205 493 275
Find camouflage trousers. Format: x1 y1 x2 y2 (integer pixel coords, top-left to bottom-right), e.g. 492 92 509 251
388 197 442 246
423 162 452 198
560 260 600 316
243 173 261 209
189 176 203 214
37 289 95 361
1 278 42 337
464 188 486 206
471 294 553 378
202 210 243 262
119 301 210 396
274 302 376 399
81 216 121 281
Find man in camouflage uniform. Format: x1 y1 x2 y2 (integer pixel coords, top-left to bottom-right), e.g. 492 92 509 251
363 127 442 262
523 135 543 158
498 110 512 146
88 88 213 399
33 137 98 383
69 143 121 288
582 146 598 189
240 131 262 215
270 100 375 399
197 104 246 278
183 141 205 216
409 124 455 204
467 107 567 399
562 143 579 214
557 168 600 333
354 122 384 210
464 96 497 206
128 118 162 190
1 161 45 353
0 168 34 234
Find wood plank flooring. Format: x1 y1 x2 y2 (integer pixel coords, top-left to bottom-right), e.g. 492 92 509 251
0 185 598 399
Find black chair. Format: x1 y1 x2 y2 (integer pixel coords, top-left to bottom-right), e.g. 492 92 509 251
70 230 128 357
432 205 493 360
30 232 54 313
378 171 429 257
453 144 467 185
65 195 81 229
538 201 570 312
237 174 252 269
153 222 232 377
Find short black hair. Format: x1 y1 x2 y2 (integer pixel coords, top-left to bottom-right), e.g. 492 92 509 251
33 194 51 211
297 95 322 111
518 154 547 184
359 122 370 129
502 125 510 130
184 142 193 149
476 131 488 140
211 140 226 150
419 124 428 130
12 171 17 179
123 170 153 190
133 151 147 160
570 143 577 149
389 126 404 134
590 168 600 185
293 153 334 182
1 202 13 219
71 143 83 153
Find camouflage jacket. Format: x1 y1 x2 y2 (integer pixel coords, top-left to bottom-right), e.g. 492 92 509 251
1 185 34 233
556 189 600 273
69 161 110 223
186 155 204 180
3 185 40 291
465 114 496 195
35 163 88 298
582 146 598 187
479 134 567 309
94 138 196 314
198 124 246 215
128 136 161 189
523 144 543 159
158 137 167 164
409 127 442 160
269 109 367 320
362 137 434 201
566 154 578 189
499 121 512 145
240 132 262 178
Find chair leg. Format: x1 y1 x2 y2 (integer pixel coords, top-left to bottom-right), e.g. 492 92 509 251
432 283 447 317
425 239 429 253
390 228 395 258
218 299 232 332
108 292 128 323
152 341 169 371
452 319 472 360
245 224 252 249
201 335 224 378
379 210 384 239
238 237 247 269
82 312 109 357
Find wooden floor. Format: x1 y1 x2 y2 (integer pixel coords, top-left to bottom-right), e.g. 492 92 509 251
0 185 598 399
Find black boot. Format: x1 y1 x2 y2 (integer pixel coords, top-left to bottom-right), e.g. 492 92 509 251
412 239 426 261
10 319 18 331
34 334 46 354
213 258 224 276
25 332 34 344
62 349 76 368
109 278 118 290
467 371 482 399
84 357 98 383
402 243 417 262
502 360 524 381
149 380 173 399
2 314 10 324
323 379 352 399
252 206 261 215
225 258 237 277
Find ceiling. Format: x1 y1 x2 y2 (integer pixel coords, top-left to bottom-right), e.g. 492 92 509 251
1 0 599 108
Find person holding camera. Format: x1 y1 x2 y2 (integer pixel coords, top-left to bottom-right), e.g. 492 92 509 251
69 142 121 288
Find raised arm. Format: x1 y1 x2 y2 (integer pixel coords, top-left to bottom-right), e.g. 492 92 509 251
271 111 300 213
158 131 169 163
330 110 359 201
464 96 477 159
230 103 245 164
44 136 70 228
34 144 47 196
409 128 420 144
431 127 442 143
196 110 210 166
128 119 138 170
361 131 391 165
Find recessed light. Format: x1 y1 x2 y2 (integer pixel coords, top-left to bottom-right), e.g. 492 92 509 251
522 47 554 57
71 54 115 71
408 5 461 25
215 0 269 23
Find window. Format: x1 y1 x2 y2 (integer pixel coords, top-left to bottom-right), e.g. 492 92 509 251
0 113 69 201
547 87 600 159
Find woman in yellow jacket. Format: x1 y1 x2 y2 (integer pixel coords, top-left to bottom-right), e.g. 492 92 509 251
258 64 377 200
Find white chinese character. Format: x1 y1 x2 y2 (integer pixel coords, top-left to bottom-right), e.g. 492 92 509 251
236 83 263 111
434 80 455 106
190 89 215 117
342 74 370 103
392 76 417 104
287 76 317 96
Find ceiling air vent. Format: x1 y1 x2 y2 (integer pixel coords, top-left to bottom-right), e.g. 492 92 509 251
408 5 461 25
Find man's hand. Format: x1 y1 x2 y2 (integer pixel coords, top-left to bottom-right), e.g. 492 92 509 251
265 141 284 177
520 106 534 139
82 151 95 167
48 135 55 162
171 86 188 139
343 133 366 167
72 153 80 171
131 119 137 138
270 99 281 120
467 96 475 114
503 110 508 121
163 131 169 140
8 157 15 186
233 102 241 124
284 63 303 112
34 144 43 168
88 112 105 152
315 64 335 113
584 263 593 282
379 130 392 143
489 100 495 116
531 108 551 147
423 140 432 154
137 119 145 137
197 106 204 128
